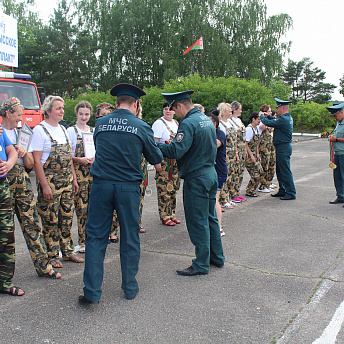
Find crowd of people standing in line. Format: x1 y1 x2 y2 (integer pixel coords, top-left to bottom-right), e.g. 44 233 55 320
0 90 294 298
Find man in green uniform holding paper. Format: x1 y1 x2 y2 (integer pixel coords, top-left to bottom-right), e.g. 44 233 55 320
260 98 296 200
79 84 163 304
157 90 225 276
326 103 344 204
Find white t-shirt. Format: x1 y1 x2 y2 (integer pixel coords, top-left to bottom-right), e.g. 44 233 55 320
4 128 33 166
230 117 245 129
31 121 68 165
67 125 92 156
246 125 258 142
152 118 179 143
219 119 234 135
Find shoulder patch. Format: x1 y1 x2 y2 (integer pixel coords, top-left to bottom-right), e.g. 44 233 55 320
176 132 184 142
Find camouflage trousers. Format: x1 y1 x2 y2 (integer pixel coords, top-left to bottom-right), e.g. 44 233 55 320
74 177 92 246
0 179 15 290
259 142 275 190
37 172 75 260
245 158 264 195
155 159 180 221
219 157 236 205
266 146 276 186
110 179 146 236
8 165 53 276
232 145 246 198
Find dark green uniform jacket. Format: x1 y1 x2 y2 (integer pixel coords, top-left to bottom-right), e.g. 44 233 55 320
260 113 293 145
157 107 217 178
91 108 163 182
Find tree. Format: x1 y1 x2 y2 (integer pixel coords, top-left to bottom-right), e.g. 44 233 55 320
340 75 344 97
73 0 293 90
282 58 336 104
216 0 292 85
2 0 294 96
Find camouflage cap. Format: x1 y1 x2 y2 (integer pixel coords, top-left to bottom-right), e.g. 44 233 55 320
0 97 21 112
96 102 115 112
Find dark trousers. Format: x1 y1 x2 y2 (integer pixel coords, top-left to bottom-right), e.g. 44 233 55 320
83 180 141 301
275 143 296 198
333 154 344 200
183 167 225 273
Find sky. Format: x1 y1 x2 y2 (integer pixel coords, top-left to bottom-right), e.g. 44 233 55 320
33 0 344 101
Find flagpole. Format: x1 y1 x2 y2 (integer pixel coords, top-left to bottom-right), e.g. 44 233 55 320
201 49 204 78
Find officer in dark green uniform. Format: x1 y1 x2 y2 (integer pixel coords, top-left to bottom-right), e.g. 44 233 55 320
79 84 163 304
157 90 225 276
260 98 296 200
326 103 344 204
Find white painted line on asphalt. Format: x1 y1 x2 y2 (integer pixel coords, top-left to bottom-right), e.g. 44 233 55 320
312 298 344 344
277 279 335 344
294 170 328 184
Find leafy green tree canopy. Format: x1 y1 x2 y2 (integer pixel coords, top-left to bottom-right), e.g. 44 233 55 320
282 58 336 104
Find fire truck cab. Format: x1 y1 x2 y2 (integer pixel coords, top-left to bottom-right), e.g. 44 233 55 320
0 72 44 127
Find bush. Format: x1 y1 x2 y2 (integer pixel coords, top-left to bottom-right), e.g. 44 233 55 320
62 74 294 128
290 102 336 132
143 74 276 125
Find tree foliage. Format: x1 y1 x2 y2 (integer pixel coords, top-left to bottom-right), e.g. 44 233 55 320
141 74 276 124
282 58 336 104
290 101 335 132
1 0 292 96
340 75 344 97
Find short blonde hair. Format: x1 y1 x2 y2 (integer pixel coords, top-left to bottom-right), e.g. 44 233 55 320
42 95 64 118
218 102 232 116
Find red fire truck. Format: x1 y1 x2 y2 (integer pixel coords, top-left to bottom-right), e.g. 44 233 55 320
0 71 45 127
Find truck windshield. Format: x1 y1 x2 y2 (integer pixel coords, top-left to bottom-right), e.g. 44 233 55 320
0 81 40 110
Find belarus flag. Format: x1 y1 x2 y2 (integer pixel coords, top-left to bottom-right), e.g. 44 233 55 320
183 37 203 55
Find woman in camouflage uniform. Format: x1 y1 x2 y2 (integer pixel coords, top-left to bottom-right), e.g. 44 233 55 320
32 96 84 269
152 102 181 227
2 97 61 279
266 109 277 189
245 112 263 197
0 121 24 296
67 101 94 253
230 101 247 203
218 102 239 209
257 104 276 193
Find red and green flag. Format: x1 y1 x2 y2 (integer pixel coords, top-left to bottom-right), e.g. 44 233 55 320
183 37 203 55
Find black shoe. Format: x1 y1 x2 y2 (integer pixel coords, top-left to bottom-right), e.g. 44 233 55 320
210 261 224 268
271 192 285 197
280 196 296 200
329 198 344 204
78 295 99 304
125 289 139 300
109 237 119 243
176 266 207 276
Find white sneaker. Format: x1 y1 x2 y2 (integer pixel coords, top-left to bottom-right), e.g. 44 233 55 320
220 229 225 236
229 201 238 207
222 202 234 209
258 188 270 193
269 183 277 188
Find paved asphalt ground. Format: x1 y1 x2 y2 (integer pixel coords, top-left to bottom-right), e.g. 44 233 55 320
2 137 344 344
